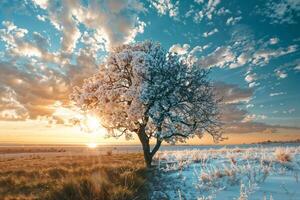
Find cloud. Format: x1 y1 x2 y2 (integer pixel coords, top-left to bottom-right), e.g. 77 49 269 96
0 61 70 121
196 47 236 68
228 121 300 134
244 73 259 88
37 14 47 21
169 43 190 55
246 104 254 108
214 82 253 104
260 0 300 24
32 0 49 9
270 92 286 97
0 49 97 122
151 0 179 19
215 83 298 134
185 45 211 63
248 82 260 88
295 65 300 71
226 16 242 25
269 37 279 45
223 122 277 134
0 0 148 123
242 114 267 123
34 0 82 54
31 0 146 51
216 7 231 15
252 45 297 66
184 26 296 70
214 83 252 126
0 21 63 64
193 0 222 23
229 53 249 68
275 70 288 79
1 21 28 40
0 49 297 136
184 23 296 71
190 45 210 54
245 73 256 83
220 104 248 123
279 59 300 72
225 26 298 69
213 82 295 134
1 0 150 125
203 28 218 37
288 108 296 114
0 86 28 121
0 21 99 122
228 25 255 59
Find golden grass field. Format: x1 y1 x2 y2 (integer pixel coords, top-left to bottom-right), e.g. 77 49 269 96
0 149 149 200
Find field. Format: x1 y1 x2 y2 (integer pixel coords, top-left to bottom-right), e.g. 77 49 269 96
0 148 148 200
1 144 300 200
151 144 300 200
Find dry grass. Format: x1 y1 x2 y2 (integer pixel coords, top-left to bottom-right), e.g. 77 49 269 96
0 147 66 154
0 152 148 200
274 148 293 163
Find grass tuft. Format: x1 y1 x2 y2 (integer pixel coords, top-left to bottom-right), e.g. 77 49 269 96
274 148 293 163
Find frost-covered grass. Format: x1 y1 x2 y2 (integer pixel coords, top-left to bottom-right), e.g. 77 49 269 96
151 145 300 200
274 147 293 163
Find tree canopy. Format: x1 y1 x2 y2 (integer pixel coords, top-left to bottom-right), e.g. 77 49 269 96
71 41 222 167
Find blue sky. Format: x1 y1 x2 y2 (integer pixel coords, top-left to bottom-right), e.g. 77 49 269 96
0 0 299 144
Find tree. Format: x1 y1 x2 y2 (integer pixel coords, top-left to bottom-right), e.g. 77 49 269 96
70 41 222 168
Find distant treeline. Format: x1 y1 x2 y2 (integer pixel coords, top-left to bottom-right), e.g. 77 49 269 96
0 147 66 154
252 139 300 145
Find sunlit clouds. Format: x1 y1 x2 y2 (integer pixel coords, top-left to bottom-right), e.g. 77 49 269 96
0 0 299 144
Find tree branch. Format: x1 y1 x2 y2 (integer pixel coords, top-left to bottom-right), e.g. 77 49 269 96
162 133 188 140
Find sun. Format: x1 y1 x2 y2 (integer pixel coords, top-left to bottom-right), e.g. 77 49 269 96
86 115 100 131
80 114 103 134
87 143 97 148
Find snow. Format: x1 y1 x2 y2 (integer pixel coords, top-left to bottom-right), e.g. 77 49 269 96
151 144 300 200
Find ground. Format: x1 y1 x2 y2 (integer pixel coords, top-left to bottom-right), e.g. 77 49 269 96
0 147 148 200
151 144 300 200
0 144 299 200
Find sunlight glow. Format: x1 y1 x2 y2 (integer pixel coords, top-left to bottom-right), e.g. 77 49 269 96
87 143 97 148
53 107 103 134
86 115 100 131
80 115 103 134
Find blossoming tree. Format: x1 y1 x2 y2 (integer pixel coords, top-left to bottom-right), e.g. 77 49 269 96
71 41 222 168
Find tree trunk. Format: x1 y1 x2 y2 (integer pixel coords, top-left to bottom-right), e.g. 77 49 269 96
137 129 162 168
143 148 152 168
137 127 152 168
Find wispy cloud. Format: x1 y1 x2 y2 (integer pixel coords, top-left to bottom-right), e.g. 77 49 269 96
226 16 242 25
203 28 218 37
252 45 297 66
275 70 288 79
151 0 179 19
259 0 300 24
270 92 286 97
169 43 190 55
214 83 296 134
195 46 236 68
193 0 222 23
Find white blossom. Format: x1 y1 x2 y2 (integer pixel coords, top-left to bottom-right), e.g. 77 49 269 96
71 41 222 166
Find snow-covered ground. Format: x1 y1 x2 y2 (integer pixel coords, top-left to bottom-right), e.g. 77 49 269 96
151 144 300 200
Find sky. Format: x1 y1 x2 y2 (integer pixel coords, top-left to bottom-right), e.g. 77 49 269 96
0 0 300 145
